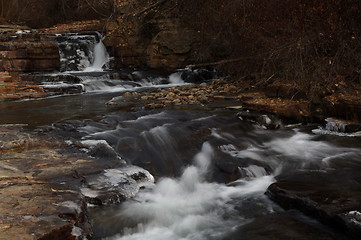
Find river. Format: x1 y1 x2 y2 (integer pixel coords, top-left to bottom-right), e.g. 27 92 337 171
1 33 360 240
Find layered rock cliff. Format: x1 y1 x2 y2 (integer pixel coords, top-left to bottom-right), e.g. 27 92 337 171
104 0 201 69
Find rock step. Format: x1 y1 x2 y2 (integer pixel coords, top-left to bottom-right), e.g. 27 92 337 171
0 37 60 72
0 72 46 101
42 19 107 34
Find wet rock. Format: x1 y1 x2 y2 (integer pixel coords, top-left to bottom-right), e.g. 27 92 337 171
231 212 336 240
0 127 100 239
266 170 361 240
41 83 84 95
81 166 154 205
21 73 83 85
80 140 121 161
177 68 219 83
238 92 311 123
237 110 282 129
325 118 361 133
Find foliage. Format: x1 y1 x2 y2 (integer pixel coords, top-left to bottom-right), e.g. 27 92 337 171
168 0 361 96
0 0 115 27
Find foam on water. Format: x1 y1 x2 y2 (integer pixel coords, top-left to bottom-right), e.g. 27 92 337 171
168 72 185 84
104 142 275 240
221 129 361 172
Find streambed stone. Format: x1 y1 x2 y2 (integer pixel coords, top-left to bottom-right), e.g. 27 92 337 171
266 169 361 239
81 166 154 206
0 126 128 239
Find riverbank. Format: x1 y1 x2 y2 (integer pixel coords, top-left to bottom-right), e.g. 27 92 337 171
108 75 361 125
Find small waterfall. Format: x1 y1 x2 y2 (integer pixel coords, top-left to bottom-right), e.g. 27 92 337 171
56 32 109 72
83 38 109 72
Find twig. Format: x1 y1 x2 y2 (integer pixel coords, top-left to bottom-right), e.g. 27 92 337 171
253 73 275 87
186 57 251 68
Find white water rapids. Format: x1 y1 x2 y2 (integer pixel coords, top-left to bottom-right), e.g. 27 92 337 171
83 121 361 240
104 142 275 240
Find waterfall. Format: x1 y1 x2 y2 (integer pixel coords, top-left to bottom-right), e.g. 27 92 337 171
56 32 109 72
83 38 109 72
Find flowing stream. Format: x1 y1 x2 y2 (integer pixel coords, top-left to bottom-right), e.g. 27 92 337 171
1 32 361 240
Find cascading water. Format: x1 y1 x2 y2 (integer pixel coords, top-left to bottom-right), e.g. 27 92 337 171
75 110 361 240
56 32 109 72
56 33 98 72
83 37 109 72
100 142 275 240
40 33 191 95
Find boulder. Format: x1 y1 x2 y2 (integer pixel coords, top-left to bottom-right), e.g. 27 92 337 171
81 166 154 205
266 170 361 240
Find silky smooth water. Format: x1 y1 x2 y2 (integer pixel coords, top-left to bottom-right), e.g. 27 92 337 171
1 41 360 239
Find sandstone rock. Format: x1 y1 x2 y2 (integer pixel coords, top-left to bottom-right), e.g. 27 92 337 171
140 95 149 101
0 33 60 72
42 20 107 34
0 72 47 101
122 92 133 99
105 1 201 69
0 127 99 239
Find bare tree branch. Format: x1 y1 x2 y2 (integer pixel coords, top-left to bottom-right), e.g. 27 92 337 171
133 0 171 17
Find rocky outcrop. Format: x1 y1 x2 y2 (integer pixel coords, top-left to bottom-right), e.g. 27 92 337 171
0 127 91 239
42 20 107 34
0 126 139 239
0 72 46 101
0 31 60 72
104 0 200 69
